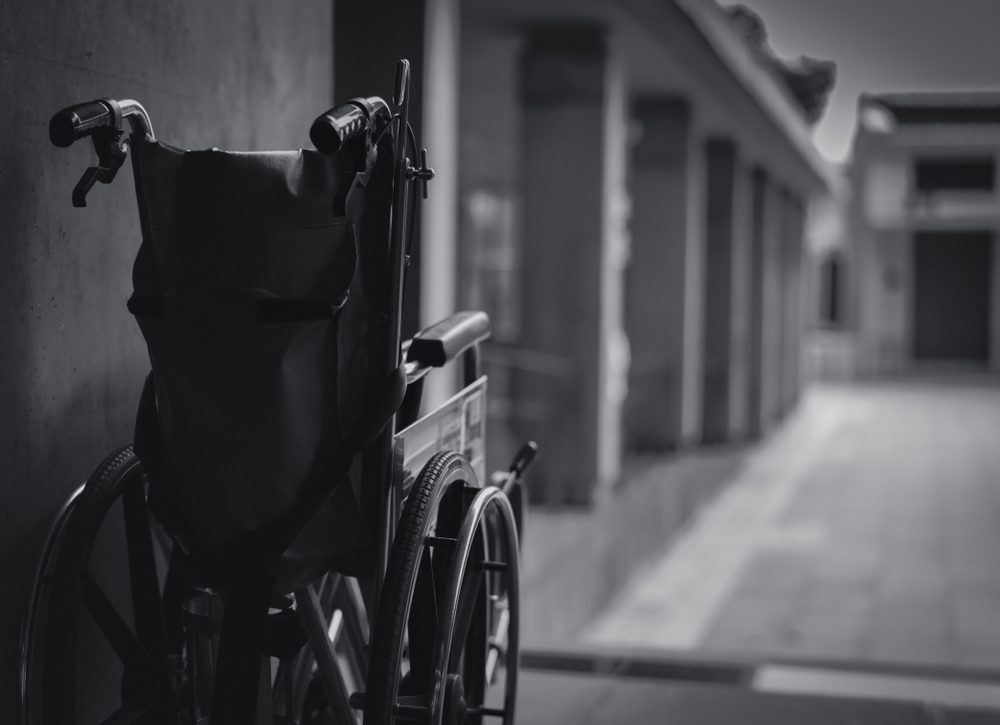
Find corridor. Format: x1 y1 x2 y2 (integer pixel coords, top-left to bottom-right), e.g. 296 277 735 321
588 377 1000 670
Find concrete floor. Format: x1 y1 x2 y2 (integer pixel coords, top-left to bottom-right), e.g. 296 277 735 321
587 377 1000 671
518 669 1000 725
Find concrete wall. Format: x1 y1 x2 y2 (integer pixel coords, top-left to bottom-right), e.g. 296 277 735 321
0 1 332 715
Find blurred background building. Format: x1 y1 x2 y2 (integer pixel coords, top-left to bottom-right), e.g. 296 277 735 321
458 0 833 506
839 92 1000 377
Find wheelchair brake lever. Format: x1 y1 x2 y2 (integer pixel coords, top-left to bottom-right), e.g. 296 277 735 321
71 127 129 207
508 441 538 477
72 166 101 207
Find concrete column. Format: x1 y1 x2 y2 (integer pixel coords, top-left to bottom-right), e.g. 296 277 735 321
747 167 767 437
419 0 461 409
780 191 806 412
518 24 625 503
728 161 753 439
701 138 738 444
624 97 702 451
755 176 786 430
682 120 707 446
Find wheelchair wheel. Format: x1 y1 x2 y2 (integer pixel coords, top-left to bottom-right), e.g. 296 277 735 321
21 445 371 725
20 446 187 724
18 482 83 725
364 451 520 725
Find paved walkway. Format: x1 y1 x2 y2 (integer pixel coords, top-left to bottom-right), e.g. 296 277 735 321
519 669 1000 725
588 377 1000 671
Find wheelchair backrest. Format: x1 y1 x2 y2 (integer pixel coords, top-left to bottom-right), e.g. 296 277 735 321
130 138 394 578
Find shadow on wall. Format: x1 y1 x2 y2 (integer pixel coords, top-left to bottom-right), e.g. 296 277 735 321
0 1 336 716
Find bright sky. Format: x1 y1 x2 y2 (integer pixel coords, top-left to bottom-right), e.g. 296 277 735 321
722 0 1000 162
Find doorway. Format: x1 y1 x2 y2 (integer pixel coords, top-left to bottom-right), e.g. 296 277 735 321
913 230 992 362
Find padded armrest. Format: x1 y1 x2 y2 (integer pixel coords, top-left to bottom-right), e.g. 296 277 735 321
406 311 491 367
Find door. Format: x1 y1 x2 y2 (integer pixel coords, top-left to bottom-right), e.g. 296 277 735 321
913 230 992 362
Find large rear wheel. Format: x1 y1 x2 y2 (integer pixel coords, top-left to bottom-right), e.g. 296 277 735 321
21 446 373 725
364 451 520 725
22 446 185 724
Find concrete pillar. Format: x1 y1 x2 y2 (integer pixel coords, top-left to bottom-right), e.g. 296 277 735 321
456 20 525 472
419 0 461 408
701 138 738 444
761 177 786 428
747 167 767 437
518 24 626 504
624 96 703 451
728 161 753 440
780 191 806 412
682 120 707 447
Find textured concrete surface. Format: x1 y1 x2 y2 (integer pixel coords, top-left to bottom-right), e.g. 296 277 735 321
0 2 332 716
522 447 745 641
589 378 1000 671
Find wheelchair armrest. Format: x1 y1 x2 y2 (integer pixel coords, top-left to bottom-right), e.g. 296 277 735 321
406 311 491 367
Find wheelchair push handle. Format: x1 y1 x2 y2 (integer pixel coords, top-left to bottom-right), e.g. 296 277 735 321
309 96 390 155
49 100 117 147
49 98 154 206
50 98 154 148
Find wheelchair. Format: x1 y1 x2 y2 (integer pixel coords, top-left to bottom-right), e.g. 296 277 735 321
19 60 535 725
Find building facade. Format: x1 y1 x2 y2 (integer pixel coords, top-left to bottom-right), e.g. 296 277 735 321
455 0 832 503
846 92 1000 376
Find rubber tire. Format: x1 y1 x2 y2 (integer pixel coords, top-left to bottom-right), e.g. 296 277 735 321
364 451 475 725
35 446 174 725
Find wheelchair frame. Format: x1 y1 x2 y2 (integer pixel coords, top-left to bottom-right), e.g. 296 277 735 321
20 59 535 725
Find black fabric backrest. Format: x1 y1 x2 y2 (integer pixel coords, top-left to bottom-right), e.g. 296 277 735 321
130 140 377 570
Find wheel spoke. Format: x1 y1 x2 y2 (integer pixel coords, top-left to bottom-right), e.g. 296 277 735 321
462 574 489 705
394 694 430 722
83 573 158 674
122 479 168 662
449 559 485 669
406 548 439 689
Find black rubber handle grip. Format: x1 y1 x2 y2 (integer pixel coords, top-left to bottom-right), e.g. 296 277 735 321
310 102 368 155
49 100 114 147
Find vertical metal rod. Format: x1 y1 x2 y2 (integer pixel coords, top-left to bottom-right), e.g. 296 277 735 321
372 58 414 621
385 58 412 375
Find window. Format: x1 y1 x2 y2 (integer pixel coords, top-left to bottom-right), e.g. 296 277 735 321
914 156 994 192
